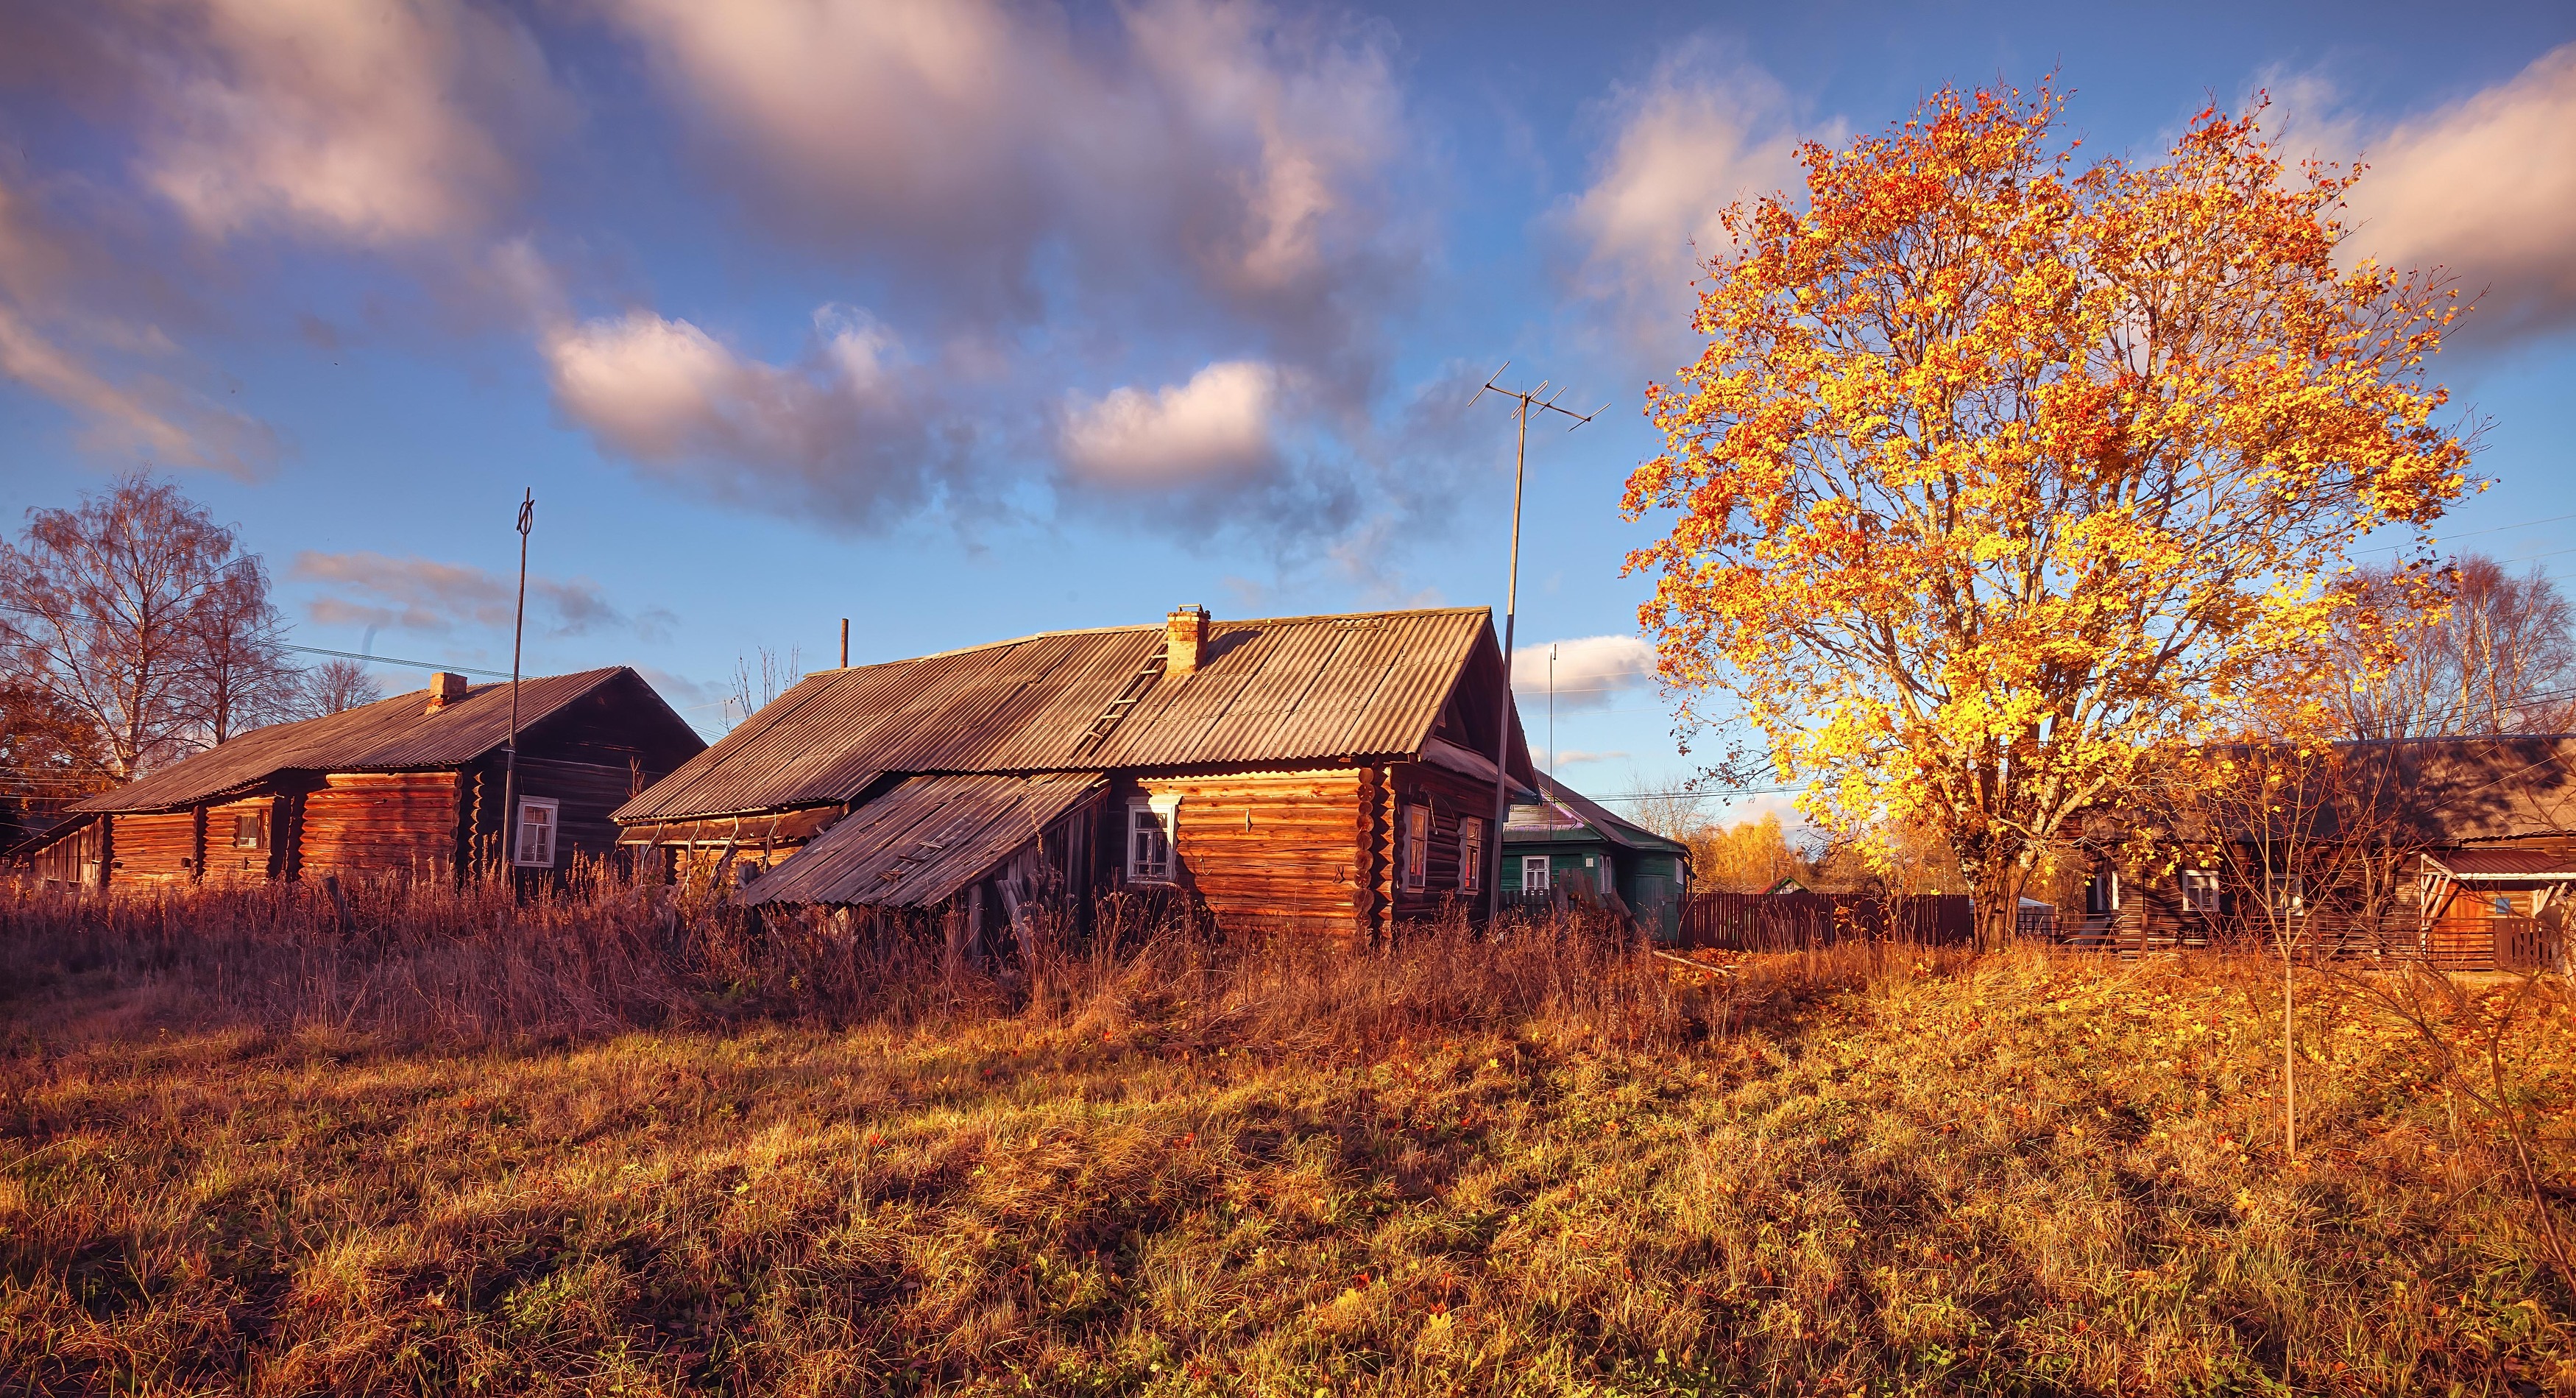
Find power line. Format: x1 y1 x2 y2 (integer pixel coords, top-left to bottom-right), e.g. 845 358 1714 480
0 598 509 678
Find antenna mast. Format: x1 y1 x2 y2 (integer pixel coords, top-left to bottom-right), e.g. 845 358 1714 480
1468 364 1604 925
500 489 533 877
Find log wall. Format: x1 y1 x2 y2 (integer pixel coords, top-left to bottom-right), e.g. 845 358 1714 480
512 756 645 867
1128 769 1371 934
1387 760 1494 923
107 810 198 887
199 796 282 884
300 772 459 878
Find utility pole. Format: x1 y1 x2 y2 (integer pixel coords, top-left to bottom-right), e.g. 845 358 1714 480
1548 642 1557 778
500 490 532 874
840 618 850 669
1470 364 1602 924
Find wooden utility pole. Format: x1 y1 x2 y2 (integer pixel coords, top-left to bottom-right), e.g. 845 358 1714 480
1469 365 1600 925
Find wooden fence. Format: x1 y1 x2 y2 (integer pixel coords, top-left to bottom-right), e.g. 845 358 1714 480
1680 890 1976 952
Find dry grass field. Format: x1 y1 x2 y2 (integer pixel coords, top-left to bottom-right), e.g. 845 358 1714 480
4 881 2575 1396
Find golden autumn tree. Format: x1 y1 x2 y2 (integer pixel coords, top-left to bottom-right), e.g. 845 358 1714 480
1624 85 2474 947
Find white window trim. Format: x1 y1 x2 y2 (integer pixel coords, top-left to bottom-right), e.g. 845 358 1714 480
512 795 561 868
1522 854 1551 892
1401 804 1429 893
1127 795 1179 883
2182 869 2220 914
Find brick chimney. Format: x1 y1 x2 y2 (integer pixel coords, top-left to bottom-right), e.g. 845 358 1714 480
1165 606 1210 677
423 671 470 714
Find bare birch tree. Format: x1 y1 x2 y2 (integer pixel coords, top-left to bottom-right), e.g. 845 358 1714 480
2333 554 2576 738
0 476 286 779
295 659 385 717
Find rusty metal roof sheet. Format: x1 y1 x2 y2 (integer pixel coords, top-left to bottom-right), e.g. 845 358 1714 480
619 607 1510 823
67 668 672 815
743 773 1102 908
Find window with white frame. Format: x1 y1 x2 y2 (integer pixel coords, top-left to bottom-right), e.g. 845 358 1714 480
1126 799 1174 883
1458 816 1485 893
1522 854 1551 892
2182 869 2220 914
512 796 560 868
1400 805 1429 892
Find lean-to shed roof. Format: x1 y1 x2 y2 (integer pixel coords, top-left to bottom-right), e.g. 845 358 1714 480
620 607 1521 823
65 667 674 815
742 773 1103 909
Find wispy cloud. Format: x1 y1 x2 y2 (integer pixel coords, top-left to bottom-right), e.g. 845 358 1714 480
132 0 565 245
2271 43 2576 349
0 163 281 475
593 0 1418 390
293 551 670 641
1551 42 1814 362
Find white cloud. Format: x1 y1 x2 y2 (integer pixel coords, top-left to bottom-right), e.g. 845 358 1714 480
1059 361 1281 487
1556 45 1810 356
540 303 958 526
1551 749 1631 768
293 551 645 640
135 0 564 244
2274 44 2576 347
1512 635 1657 713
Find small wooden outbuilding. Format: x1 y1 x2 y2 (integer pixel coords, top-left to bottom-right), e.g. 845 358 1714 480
615 607 1540 937
1500 774 1691 941
10 668 704 890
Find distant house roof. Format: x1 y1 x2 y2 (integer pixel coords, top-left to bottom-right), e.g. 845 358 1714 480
61 668 684 816
619 607 1529 824
1502 774 1690 857
2146 735 2576 846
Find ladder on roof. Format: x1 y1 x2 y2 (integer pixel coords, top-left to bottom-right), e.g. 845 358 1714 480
1071 649 1168 759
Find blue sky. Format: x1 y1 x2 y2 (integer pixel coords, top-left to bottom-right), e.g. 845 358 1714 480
3 0 2572 824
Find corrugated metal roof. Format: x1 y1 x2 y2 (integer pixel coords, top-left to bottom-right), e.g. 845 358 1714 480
620 607 1510 822
2425 847 2576 878
743 773 1102 908
1502 774 1690 855
66 668 649 815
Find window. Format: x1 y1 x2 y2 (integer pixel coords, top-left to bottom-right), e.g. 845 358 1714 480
1127 799 1174 883
2182 869 2220 914
2270 875 2303 914
1458 817 1485 893
512 797 560 868
1400 805 1429 893
233 811 267 850
2494 893 2518 918
1522 854 1551 892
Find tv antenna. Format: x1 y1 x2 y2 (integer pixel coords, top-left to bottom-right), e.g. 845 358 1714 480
1468 363 1604 925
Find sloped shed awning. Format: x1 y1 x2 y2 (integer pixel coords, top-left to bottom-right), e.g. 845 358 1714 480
743 773 1103 910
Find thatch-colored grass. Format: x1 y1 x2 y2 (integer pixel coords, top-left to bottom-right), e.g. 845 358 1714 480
3 880 2573 1394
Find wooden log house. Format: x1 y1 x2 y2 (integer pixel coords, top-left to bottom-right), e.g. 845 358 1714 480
614 607 1542 937
2073 735 2576 970
10 668 705 890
